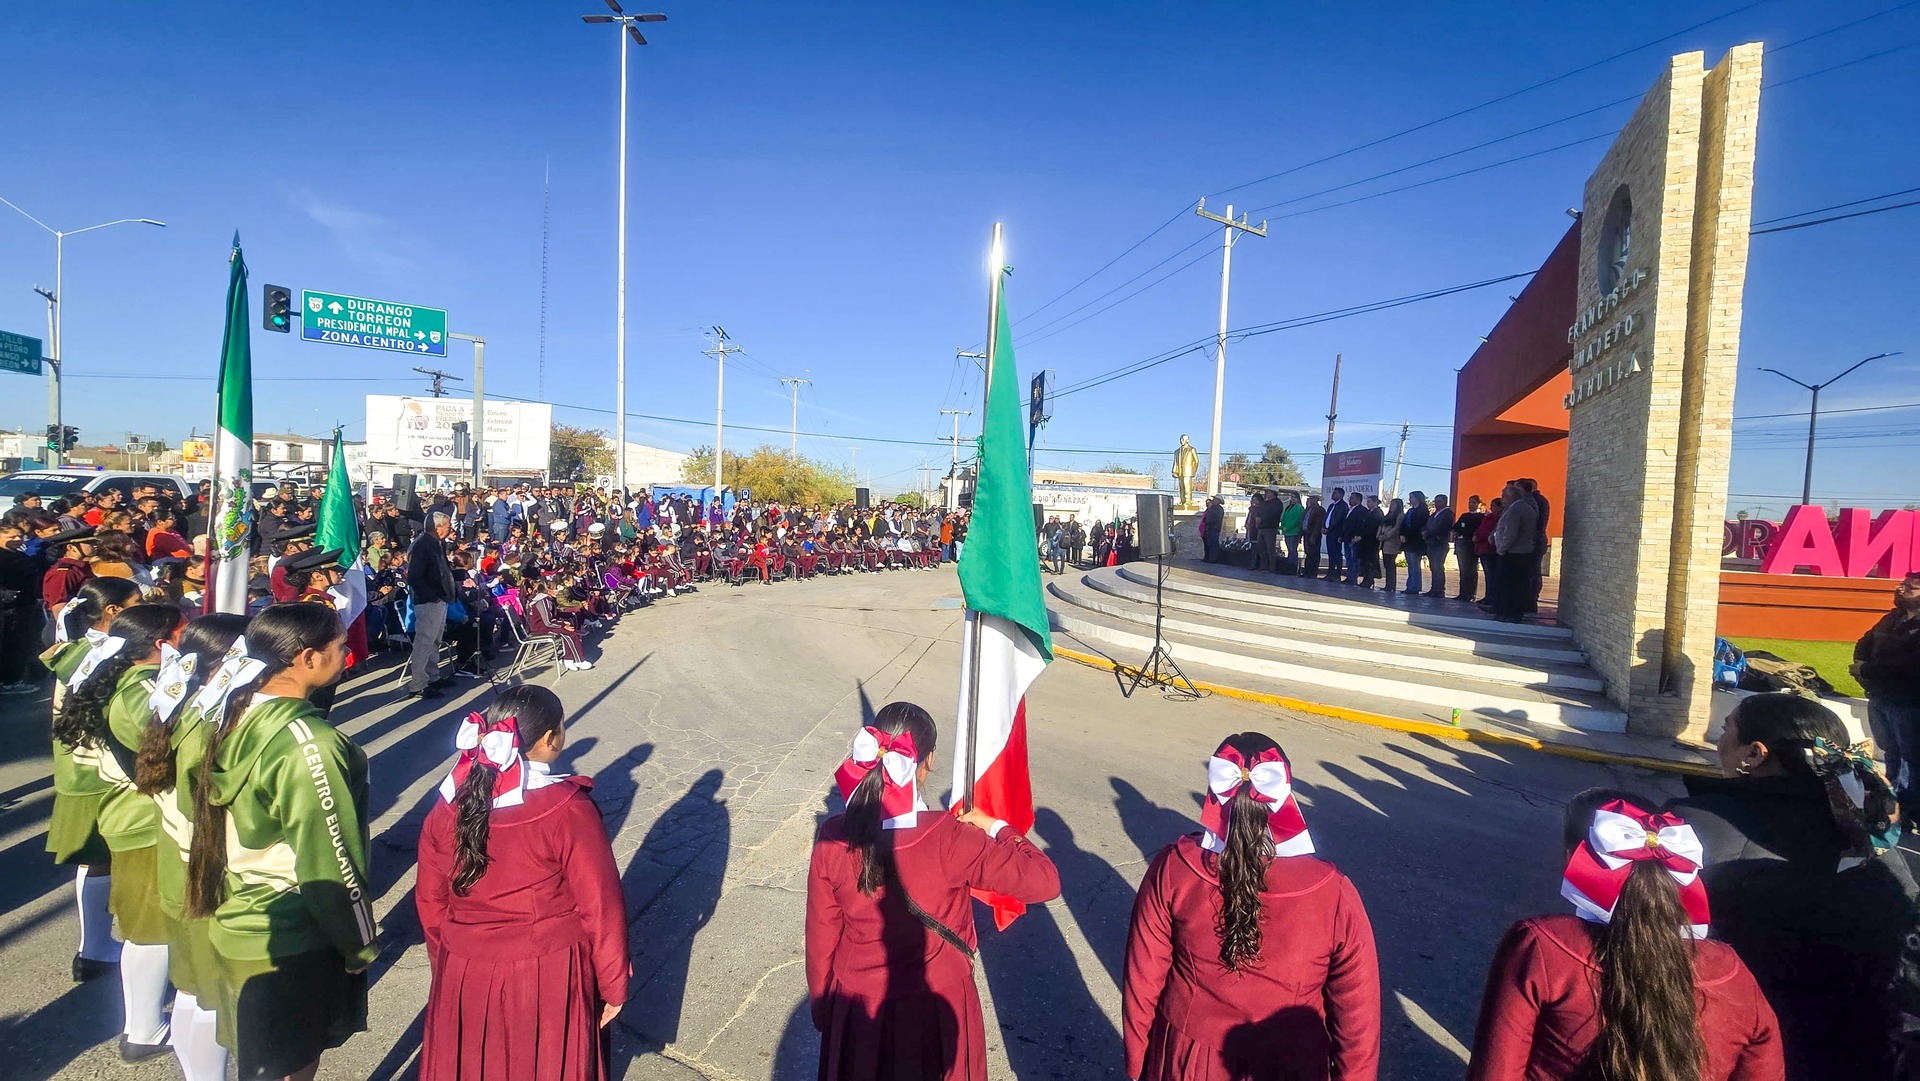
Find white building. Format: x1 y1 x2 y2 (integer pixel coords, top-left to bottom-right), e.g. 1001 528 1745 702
618 441 691 489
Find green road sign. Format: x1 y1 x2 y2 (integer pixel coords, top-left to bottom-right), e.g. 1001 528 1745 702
0 329 44 376
301 290 448 357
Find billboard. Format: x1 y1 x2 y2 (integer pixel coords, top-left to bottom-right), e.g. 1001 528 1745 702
365 395 552 475
1321 446 1385 500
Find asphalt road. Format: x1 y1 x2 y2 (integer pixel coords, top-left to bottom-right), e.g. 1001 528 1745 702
0 566 1684 1079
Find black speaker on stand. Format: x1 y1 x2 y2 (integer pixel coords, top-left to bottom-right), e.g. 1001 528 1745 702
392 473 418 511
1117 493 1201 700
854 486 870 510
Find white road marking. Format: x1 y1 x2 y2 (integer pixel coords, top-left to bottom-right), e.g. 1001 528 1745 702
1396 990 1470 1064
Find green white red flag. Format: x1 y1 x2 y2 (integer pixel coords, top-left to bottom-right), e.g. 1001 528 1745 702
315 428 366 627
954 262 1052 930
206 234 254 615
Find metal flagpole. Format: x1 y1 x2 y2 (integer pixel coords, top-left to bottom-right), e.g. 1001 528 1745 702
961 222 1003 811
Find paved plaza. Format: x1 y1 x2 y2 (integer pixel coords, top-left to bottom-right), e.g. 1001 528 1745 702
0 567 1685 1080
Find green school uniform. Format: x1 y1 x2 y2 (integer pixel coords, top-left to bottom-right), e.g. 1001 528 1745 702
155 703 221 998
98 663 166 943
42 640 110 865
205 694 375 1075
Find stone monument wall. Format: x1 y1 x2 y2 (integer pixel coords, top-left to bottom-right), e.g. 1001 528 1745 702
1559 45 1761 739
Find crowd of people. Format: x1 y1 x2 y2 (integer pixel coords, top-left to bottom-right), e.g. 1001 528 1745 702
21 467 1920 1081
1201 477 1554 623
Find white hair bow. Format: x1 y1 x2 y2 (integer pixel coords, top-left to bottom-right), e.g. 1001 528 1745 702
192 641 268 729
149 643 199 723
69 635 127 690
439 713 527 809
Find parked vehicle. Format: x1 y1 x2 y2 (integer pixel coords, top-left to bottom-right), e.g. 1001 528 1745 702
0 469 197 512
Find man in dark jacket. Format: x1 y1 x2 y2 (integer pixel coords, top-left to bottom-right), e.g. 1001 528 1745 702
1301 496 1326 578
1321 488 1348 581
1856 571 1920 815
1200 498 1224 563
404 512 457 698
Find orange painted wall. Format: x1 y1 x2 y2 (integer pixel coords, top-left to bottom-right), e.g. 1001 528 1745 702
1716 570 1892 641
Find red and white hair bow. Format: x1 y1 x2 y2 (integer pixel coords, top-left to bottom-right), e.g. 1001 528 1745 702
438 713 528 809
835 727 919 821
1201 745 1314 857
1561 799 1710 938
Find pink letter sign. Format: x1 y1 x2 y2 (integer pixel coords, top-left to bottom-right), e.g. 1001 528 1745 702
1760 506 1920 577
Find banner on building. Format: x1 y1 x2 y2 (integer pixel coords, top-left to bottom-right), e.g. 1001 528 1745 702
1321 447 1385 501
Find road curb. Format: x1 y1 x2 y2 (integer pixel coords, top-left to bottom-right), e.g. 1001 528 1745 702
1051 645 1719 778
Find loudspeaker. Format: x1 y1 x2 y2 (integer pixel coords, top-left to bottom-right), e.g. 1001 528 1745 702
392 473 418 510
854 486 870 510
1032 503 1045 534
1136 493 1173 558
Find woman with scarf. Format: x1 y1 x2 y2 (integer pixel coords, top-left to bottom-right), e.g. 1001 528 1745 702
415 685 629 1080
1121 732 1380 1081
58 602 189 1062
805 701 1060 1081
43 577 143 984
186 601 375 1081
132 613 250 1081
1468 788 1782 1080
1667 694 1916 1080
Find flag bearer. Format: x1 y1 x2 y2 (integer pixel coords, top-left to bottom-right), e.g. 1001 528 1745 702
805 701 1060 1081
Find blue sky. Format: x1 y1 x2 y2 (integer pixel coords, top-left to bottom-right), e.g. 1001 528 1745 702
1 0 1914 513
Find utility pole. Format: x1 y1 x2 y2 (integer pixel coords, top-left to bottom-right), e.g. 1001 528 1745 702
1758 351 1899 505
413 366 462 398
449 333 487 490
702 327 743 491
1389 420 1411 501
939 408 972 508
778 375 812 458
1194 198 1267 498
1323 353 1342 467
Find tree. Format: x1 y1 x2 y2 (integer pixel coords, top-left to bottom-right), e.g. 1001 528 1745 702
1221 442 1306 487
551 423 615 482
893 491 930 509
1098 464 1143 474
681 444 855 505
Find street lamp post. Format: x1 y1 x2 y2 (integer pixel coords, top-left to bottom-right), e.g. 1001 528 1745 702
1 196 165 467
580 2 666 501
1758 351 1901 505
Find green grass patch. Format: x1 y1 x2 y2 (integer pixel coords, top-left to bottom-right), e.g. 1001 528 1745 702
1727 636 1863 698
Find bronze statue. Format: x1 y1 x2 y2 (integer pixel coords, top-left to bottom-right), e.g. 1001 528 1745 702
1173 434 1201 509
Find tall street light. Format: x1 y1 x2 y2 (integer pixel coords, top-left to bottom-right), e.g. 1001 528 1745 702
1 196 165 467
1758 350 1901 505
581 1 665 500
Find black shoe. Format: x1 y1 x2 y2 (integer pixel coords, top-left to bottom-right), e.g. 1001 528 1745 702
408 686 447 700
71 954 116 982
428 675 454 689
120 1036 170 1063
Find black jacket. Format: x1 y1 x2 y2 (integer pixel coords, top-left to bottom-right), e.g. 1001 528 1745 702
1324 500 1349 538
406 529 457 604
1669 774 1917 1080
1856 609 1920 703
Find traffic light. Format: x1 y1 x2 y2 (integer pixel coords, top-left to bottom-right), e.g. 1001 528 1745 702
63 426 79 451
450 421 472 461
45 424 59 452
262 284 293 333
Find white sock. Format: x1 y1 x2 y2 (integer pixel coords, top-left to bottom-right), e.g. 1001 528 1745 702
76 868 120 962
119 941 172 1045
167 991 229 1081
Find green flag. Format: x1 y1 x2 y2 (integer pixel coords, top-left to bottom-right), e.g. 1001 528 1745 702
315 429 367 622
957 272 1052 659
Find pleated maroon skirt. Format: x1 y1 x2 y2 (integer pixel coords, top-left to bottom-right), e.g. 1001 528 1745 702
419 935 608 1081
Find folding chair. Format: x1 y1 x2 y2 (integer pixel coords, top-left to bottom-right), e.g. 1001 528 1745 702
498 606 564 684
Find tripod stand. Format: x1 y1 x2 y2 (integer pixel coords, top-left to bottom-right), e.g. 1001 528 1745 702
1117 555 1202 700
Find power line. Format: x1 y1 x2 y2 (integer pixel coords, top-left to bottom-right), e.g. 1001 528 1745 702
1750 198 1920 234
1018 245 1218 350
1013 203 1193 327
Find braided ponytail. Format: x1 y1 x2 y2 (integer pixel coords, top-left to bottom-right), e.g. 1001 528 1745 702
451 685 566 895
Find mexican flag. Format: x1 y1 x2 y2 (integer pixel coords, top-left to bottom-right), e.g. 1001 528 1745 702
954 265 1052 930
316 429 367 630
206 234 255 616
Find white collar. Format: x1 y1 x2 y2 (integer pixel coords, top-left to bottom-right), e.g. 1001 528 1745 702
881 796 930 831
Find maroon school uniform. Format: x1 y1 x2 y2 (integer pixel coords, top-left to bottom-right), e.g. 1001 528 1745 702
805 810 1060 1081
1122 834 1381 1081
1467 915 1783 1081
415 770 629 1081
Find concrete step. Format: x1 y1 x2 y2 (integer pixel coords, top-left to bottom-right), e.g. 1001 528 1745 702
1117 563 1576 641
1050 578 1604 693
1079 569 1588 666
1052 579 1605 698
1048 599 1628 735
